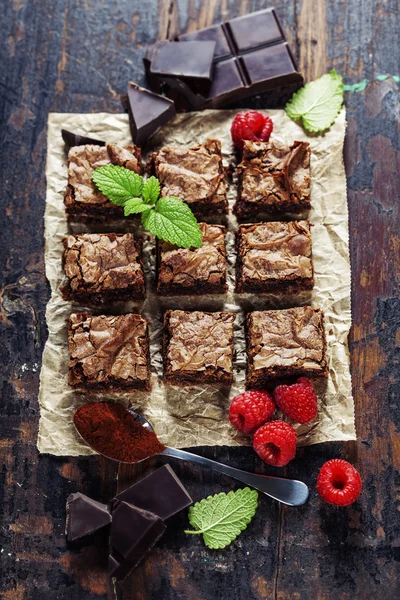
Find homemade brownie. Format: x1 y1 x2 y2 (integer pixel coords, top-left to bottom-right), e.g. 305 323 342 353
235 220 314 293
234 140 311 219
149 139 228 217
246 306 328 388
68 313 151 392
156 223 227 295
163 310 235 386
64 143 142 222
61 233 145 304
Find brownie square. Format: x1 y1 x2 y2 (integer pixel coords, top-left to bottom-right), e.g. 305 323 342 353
246 306 328 388
163 310 235 386
149 139 228 217
234 140 311 219
61 233 145 304
156 223 227 296
68 313 151 392
235 220 314 293
64 143 142 222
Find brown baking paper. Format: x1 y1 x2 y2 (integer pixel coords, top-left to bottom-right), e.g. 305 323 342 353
38 108 355 456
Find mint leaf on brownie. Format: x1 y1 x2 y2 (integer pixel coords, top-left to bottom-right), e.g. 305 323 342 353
142 175 161 204
142 197 202 249
123 198 152 216
92 165 144 205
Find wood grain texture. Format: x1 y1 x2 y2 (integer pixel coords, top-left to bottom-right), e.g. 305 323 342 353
0 0 399 598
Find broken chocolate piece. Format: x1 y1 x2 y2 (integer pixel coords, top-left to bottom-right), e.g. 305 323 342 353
150 41 216 82
109 502 166 580
145 8 303 110
62 129 105 147
113 464 192 520
127 82 176 146
65 492 112 542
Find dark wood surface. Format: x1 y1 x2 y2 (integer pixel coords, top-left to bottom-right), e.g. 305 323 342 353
1 1 399 598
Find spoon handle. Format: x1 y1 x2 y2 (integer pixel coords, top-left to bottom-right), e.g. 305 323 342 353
162 447 309 507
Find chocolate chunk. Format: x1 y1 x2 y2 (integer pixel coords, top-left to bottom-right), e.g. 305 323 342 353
109 502 166 580
126 82 176 147
113 465 192 520
65 492 112 542
62 129 105 147
150 41 216 82
145 8 303 110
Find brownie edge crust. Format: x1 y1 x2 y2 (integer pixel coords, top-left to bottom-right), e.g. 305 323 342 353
163 310 235 386
246 306 328 388
68 313 151 392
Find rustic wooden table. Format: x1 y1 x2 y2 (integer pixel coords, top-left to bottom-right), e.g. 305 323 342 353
1 1 399 598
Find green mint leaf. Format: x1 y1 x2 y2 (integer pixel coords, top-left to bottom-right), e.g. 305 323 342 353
142 176 161 204
92 165 144 206
184 488 258 550
142 197 202 249
123 198 152 217
285 70 344 133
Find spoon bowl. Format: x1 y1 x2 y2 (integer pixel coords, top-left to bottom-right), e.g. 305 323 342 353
74 407 309 507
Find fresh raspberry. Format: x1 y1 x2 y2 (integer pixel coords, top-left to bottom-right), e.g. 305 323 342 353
317 459 362 506
273 377 318 424
253 420 297 467
229 390 275 435
231 110 273 150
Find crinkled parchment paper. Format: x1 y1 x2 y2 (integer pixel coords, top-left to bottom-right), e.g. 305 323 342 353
38 108 355 456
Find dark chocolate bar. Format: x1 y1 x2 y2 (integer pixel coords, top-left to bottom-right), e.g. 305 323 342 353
145 8 303 110
108 502 166 580
65 492 112 542
150 41 216 82
62 129 105 147
112 464 192 520
126 82 176 146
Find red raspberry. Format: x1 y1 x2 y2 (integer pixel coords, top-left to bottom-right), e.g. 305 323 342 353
273 377 318 424
229 390 275 435
317 459 362 506
231 110 273 150
253 420 297 467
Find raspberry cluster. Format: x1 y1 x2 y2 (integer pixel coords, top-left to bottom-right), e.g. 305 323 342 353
228 377 362 506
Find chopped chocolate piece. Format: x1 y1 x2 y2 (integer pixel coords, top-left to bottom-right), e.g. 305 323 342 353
61 233 145 304
109 502 166 580
67 313 151 392
127 82 176 147
235 221 314 294
149 139 228 217
64 143 142 222
113 465 192 520
144 8 302 110
246 307 328 388
150 41 216 82
65 492 111 542
163 310 235 386
62 129 105 147
235 140 311 219
156 223 227 296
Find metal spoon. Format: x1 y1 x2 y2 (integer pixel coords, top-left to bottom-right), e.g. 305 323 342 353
75 408 309 506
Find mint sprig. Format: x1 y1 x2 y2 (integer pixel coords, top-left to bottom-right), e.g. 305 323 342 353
92 166 202 248
184 488 258 550
285 70 344 133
